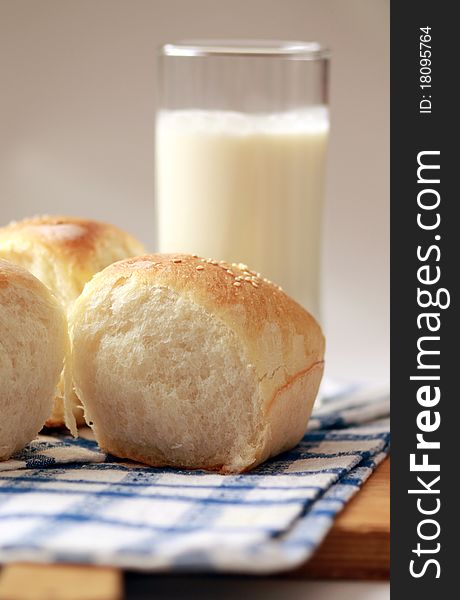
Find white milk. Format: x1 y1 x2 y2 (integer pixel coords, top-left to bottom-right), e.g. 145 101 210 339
155 108 329 317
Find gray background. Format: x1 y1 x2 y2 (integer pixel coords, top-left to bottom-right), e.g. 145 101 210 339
0 0 389 382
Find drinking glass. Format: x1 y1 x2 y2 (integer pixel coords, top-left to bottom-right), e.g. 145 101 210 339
156 40 329 318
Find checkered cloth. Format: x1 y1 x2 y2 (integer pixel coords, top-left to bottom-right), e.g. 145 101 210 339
0 382 389 573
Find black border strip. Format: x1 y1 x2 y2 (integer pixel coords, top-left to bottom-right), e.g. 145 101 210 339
391 1 456 594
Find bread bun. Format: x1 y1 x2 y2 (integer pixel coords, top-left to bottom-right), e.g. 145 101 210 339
69 254 325 473
0 259 67 460
0 216 145 428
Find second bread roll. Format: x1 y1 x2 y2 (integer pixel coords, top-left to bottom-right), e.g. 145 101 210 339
69 254 325 473
0 260 66 460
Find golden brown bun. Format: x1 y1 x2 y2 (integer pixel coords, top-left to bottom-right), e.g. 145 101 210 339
69 254 325 473
0 216 146 307
0 216 145 428
0 259 67 460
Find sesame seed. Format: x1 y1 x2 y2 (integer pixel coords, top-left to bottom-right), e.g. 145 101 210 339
244 276 252 282
233 281 241 287
226 269 234 275
173 258 182 263
251 281 259 288
196 265 204 271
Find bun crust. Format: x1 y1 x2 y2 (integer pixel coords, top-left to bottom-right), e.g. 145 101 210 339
0 259 67 460
69 254 325 473
0 216 145 427
0 216 146 307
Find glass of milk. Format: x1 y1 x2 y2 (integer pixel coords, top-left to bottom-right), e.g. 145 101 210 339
156 40 329 319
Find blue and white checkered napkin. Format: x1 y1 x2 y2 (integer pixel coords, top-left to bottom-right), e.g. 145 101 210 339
0 382 389 573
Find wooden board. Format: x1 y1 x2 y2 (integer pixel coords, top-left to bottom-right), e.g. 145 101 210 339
0 458 389 599
295 457 390 579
